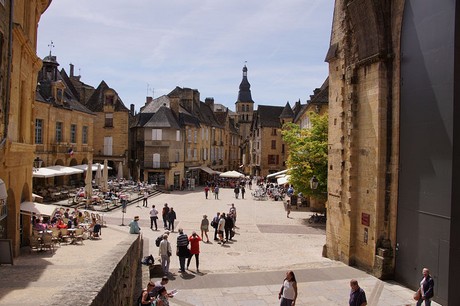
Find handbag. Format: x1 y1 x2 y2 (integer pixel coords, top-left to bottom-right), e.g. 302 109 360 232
413 288 421 301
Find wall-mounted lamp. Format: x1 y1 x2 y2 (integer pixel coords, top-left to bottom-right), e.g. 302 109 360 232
310 175 319 190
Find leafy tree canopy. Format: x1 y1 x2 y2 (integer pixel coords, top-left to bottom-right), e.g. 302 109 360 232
281 112 328 197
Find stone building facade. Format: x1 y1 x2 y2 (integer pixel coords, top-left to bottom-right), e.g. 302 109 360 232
83 80 131 178
134 87 230 189
250 104 290 178
34 54 95 186
0 0 51 256
325 1 458 303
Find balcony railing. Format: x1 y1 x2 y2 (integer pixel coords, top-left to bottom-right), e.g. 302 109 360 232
51 143 70 153
142 161 173 169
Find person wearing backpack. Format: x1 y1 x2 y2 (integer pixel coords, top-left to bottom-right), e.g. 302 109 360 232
212 212 220 240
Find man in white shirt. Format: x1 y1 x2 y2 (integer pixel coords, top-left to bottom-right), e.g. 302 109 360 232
217 213 226 245
149 205 159 230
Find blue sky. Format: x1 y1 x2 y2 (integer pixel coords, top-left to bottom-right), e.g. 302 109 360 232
37 0 334 112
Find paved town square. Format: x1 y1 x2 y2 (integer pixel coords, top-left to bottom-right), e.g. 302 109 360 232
0 187 439 305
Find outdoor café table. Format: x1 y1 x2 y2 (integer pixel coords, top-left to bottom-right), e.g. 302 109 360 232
104 199 111 210
67 228 77 244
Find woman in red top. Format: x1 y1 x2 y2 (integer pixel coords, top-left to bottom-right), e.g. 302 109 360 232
56 218 67 229
186 231 201 272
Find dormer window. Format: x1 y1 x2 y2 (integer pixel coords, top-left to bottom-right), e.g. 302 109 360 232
52 80 66 104
105 95 114 106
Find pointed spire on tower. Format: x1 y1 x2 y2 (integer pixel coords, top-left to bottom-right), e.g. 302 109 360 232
236 64 254 104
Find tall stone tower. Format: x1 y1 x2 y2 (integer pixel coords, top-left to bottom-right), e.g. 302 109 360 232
235 65 254 141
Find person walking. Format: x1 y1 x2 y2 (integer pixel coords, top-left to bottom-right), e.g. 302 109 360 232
158 234 172 275
187 231 201 272
241 186 246 199
129 216 141 234
212 212 220 241
416 268 434 306
225 212 234 242
234 185 240 199
200 215 210 243
349 279 367 306
162 203 170 229
214 185 220 199
176 228 189 273
229 203 237 228
143 190 149 207
278 271 298 306
204 185 210 199
217 212 226 245
167 207 176 232
150 205 159 230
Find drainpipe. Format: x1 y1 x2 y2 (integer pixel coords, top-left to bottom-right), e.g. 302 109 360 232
0 0 13 149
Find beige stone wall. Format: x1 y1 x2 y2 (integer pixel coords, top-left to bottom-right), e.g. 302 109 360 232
34 101 94 167
0 0 51 256
326 0 404 276
93 111 129 158
259 127 285 178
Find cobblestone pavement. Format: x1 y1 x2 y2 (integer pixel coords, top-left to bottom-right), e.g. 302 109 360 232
109 187 440 306
0 187 441 305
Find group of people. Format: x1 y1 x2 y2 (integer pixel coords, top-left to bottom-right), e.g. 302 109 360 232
139 276 175 306
209 203 237 245
32 207 102 240
347 267 434 306
156 228 202 275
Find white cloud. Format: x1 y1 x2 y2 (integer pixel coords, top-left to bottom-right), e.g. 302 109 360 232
37 0 333 110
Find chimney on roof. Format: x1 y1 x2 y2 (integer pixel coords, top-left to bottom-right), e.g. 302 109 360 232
205 97 214 108
69 63 74 77
313 88 321 95
146 96 153 105
169 96 180 116
130 104 135 115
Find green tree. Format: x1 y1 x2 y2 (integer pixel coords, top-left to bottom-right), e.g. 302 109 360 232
281 112 328 197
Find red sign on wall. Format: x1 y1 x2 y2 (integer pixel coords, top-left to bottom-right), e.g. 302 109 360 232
361 213 370 226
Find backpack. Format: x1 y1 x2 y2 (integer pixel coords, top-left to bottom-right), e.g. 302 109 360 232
155 236 163 247
141 254 154 266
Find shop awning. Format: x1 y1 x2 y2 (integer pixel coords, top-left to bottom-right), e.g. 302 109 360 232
267 169 288 179
72 163 111 172
187 166 221 175
32 167 64 178
200 166 221 175
20 202 60 216
47 165 84 175
277 175 290 185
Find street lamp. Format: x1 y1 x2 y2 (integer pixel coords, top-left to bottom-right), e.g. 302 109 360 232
310 175 319 190
33 157 43 172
